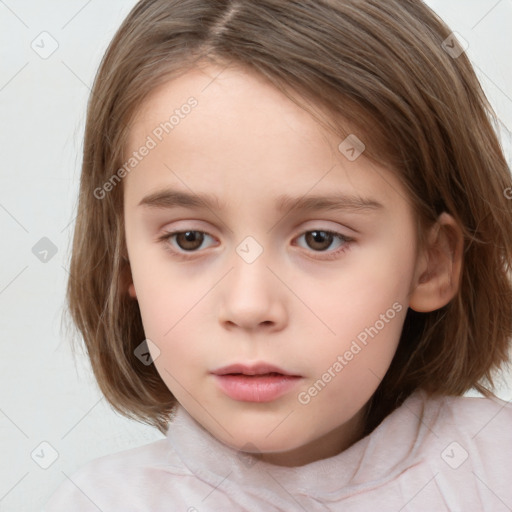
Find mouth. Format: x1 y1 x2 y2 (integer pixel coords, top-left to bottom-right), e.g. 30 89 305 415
211 363 301 377
211 363 303 402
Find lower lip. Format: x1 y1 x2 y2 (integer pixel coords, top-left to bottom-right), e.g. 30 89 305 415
212 374 302 402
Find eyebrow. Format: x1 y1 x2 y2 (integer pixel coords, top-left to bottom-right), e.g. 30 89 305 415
138 188 383 214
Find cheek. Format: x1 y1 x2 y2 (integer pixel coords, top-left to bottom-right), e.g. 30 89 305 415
298 301 406 424
302 243 414 344
136 284 201 359
308 299 405 385
131 266 211 372
294 237 413 393
128 243 197 332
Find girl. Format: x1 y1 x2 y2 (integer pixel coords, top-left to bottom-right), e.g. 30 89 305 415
45 0 512 510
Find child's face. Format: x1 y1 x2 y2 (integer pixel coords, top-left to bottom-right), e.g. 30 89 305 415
123 62 422 466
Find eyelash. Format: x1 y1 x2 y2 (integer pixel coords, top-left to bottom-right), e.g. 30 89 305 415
156 228 354 261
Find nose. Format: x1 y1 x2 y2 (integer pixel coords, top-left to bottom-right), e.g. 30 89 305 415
217 253 288 332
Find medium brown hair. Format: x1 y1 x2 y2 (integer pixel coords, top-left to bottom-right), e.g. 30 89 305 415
65 0 512 435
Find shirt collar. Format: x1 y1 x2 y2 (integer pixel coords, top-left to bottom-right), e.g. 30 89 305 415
166 390 433 502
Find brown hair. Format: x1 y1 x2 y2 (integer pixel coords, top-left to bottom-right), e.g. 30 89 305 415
65 0 512 435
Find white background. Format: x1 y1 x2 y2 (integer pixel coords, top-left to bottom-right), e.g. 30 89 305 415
0 1 511 510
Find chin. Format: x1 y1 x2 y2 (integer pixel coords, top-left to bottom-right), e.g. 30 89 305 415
217 420 312 454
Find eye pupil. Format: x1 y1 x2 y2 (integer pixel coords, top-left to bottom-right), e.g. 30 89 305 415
176 231 204 250
305 231 333 251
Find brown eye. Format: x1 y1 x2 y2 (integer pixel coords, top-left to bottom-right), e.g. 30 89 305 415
294 229 352 260
174 231 205 251
304 230 335 251
157 229 217 259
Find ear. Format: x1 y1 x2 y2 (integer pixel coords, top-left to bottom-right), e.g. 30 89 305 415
409 212 463 313
128 282 137 299
120 258 137 300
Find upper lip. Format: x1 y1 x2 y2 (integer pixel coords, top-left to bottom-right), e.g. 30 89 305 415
211 363 301 377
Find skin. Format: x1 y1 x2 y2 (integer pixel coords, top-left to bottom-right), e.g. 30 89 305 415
123 61 462 467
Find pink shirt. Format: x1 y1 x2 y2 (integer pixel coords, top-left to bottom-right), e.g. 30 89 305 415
44 390 512 511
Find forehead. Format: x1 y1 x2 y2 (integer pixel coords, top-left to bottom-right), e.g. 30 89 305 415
123 62 412 215
128 62 334 153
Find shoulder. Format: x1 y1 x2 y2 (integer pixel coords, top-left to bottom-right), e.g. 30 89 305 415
43 437 192 511
71 435 186 480
416 392 512 498
401 389 512 437
407 390 512 454
369 390 512 469
363 391 512 508
433 392 512 441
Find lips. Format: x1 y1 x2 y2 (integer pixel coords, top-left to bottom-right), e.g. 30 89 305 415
211 363 300 377
211 362 302 402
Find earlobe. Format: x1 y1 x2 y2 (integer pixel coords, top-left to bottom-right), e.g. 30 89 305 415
128 283 137 299
120 259 138 300
409 212 463 313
